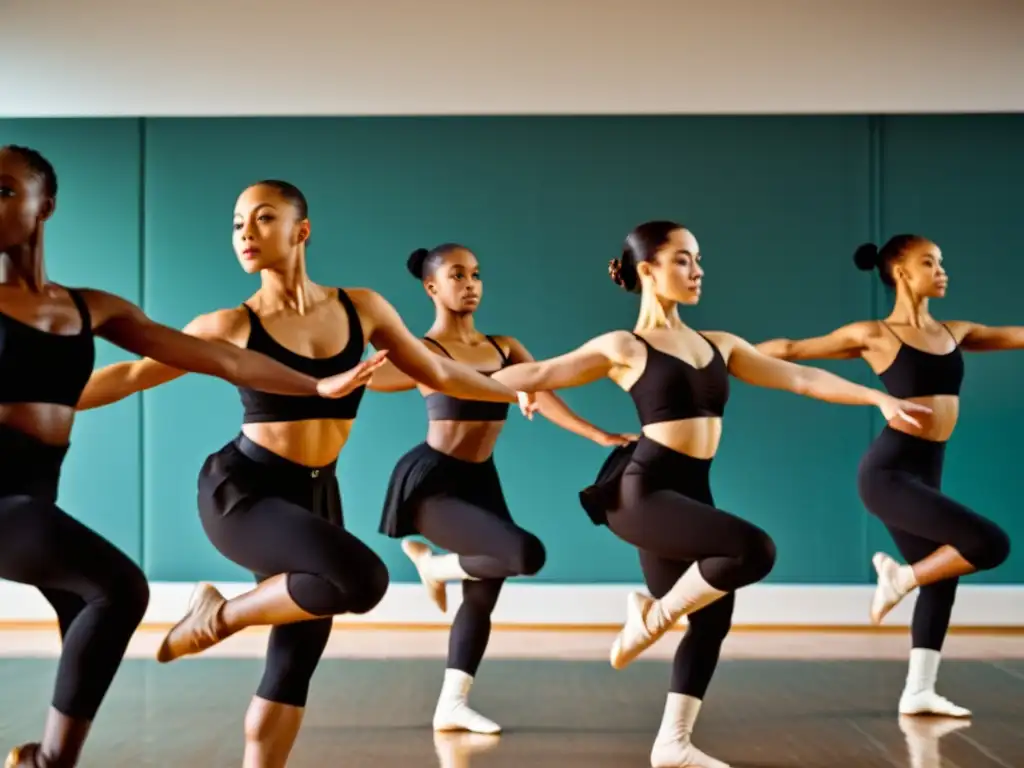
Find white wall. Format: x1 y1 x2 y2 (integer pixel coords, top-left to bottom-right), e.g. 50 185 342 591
3 0 1024 117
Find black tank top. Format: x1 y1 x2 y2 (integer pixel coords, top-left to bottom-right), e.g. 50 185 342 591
238 289 367 423
877 322 964 399
628 332 729 426
0 288 95 408
422 335 510 422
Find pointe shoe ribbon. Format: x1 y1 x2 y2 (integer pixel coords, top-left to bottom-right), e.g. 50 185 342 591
156 583 230 663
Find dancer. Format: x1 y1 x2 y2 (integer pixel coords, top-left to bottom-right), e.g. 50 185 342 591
0 146 376 768
489 221 931 768
369 243 635 735
76 183 520 767
756 235 1012 719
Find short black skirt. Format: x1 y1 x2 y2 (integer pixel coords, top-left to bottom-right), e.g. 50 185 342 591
378 442 512 538
198 433 343 527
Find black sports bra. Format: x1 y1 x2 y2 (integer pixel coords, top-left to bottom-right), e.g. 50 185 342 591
0 288 95 408
628 332 729 426
877 322 964 399
238 288 367 423
423 335 510 422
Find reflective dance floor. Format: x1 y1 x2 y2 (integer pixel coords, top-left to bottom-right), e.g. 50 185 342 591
0 628 1021 766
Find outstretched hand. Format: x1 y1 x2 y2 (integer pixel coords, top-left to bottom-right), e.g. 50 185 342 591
317 350 390 399
517 391 541 420
878 395 932 429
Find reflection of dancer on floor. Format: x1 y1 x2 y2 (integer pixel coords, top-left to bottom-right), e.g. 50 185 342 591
433 732 502 768
77 183 520 768
491 221 930 768
370 243 634 734
0 147 345 768
899 715 970 768
757 235 1012 719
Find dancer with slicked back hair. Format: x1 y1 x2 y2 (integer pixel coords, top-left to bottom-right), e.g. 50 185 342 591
78 185 521 767
370 242 634 734
0 147 380 767
491 221 931 768
758 235 1013 721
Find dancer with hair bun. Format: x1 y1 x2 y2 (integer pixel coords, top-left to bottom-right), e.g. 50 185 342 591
491 222 931 768
758 235 1013 720
370 242 634 735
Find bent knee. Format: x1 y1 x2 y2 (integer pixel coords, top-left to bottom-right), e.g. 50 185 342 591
511 532 546 577
346 557 390 615
965 521 1011 571
101 561 150 626
741 527 777 582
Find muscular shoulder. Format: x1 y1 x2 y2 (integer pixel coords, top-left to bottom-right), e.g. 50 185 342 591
184 306 250 344
342 287 393 330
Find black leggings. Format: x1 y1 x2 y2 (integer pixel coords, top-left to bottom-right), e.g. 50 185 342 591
858 427 1011 650
198 435 390 706
0 427 150 720
607 438 776 698
413 496 546 676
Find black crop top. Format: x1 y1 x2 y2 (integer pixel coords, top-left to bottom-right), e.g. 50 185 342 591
0 288 95 408
628 332 729 426
877 322 964 399
238 288 367 423
423 335 510 422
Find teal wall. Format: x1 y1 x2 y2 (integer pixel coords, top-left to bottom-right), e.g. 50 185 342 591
2 115 1021 586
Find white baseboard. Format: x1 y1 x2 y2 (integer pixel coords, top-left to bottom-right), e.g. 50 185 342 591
2 581 1023 628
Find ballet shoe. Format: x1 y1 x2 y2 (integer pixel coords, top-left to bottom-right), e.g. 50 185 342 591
156 582 229 663
899 689 972 718
432 669 502 735
611 591 671 670
402 539 448 613
650 740 732 768
5 744 41 768
870 552 912 625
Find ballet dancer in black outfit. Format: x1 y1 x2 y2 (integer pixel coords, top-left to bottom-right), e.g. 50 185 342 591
77 183 520 767
757 236 1013 719
369 243 635 734
491 222 931 768
0 147 369 767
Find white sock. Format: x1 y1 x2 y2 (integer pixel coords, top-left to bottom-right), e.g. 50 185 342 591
896 565 919 594
657 564 729 624
898 648 972 717
611 564 728 671
905 648 941 695
433 669 501 735
402 540 478 613
650 694 731 768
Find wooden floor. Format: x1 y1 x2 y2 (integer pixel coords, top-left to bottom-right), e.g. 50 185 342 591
1 628 1022 767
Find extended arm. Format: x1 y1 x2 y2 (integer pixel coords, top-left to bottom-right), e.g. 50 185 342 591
360 290 517 403
81 291 320 408
366 358 419 393
955 322 1024 352
491 333 619 392
77 310 240 410
501 336 635 446
726 334 930 425
755 322 870 361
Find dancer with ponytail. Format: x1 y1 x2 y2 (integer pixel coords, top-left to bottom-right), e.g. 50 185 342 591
757 236 1012 719
491 221 931 768
370 243 634 734
77 186 520 767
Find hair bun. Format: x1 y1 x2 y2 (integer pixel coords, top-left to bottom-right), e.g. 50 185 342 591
608 259 625 287
853 242 879 271
407 248 430 279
